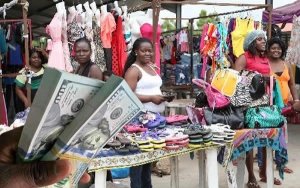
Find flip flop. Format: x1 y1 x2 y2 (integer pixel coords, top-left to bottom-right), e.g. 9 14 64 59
260 177 282 185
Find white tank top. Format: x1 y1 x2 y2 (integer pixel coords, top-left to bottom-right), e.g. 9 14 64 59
132 64 165 113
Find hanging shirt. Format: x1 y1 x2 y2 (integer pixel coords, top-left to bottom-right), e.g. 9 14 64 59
100 13 116 48
231 17 254 58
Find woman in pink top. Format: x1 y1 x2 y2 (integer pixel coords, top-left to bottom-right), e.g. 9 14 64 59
235 30 282 188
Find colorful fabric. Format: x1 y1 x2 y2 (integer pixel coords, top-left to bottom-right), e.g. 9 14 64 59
231 128 288 179
88 143 232 171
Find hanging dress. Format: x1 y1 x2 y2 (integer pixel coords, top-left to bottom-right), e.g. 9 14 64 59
111 16 127 76
231 17 254 58
140 23 162 72
92 18 106 71
46 13 73 72
285 15 300 68
61 13 72 72
67 13 85 70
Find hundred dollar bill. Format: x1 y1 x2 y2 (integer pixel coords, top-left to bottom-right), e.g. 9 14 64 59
17 68 104 161
42 75 143 188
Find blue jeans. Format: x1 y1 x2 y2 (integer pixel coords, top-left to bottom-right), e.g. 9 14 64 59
130 163 152 188
257 147 281 168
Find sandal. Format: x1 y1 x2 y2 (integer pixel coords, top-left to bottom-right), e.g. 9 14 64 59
260 177 282 185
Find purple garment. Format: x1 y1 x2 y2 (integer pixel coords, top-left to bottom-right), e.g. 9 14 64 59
262 0 300 24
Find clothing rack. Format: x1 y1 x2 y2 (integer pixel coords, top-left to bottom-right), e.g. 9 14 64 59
0 0 19 15
187 6 270 80
0 18 33 51
162 27 188 35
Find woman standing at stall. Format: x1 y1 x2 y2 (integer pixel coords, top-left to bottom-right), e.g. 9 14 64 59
123 37 165 188
15 49 47 109
234 30 275 188
266 37 299 175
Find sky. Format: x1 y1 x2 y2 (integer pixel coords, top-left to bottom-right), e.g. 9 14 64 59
160 0 296 27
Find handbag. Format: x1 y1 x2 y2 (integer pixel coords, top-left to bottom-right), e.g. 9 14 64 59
192 79 230 109
203 106 245 130
245 105 286 128
230 70 268 107
211 68 240 97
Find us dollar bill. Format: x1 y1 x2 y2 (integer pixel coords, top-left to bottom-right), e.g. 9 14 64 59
17 68 104 161
42 75 144 187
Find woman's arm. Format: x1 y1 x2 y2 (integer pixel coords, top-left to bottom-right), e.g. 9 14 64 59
234 54 246 71
89 65 103 81
287 62 299 101
124 66 164 104
16 86 29 108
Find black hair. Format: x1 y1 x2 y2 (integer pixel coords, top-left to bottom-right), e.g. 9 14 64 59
30 48 47 64
247 37 267 57
267 37 286 59
74 37 92 50
122 38 153 77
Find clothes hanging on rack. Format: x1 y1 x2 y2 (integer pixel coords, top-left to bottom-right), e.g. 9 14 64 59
92 18 106 72
286 15 300 68
67 12 85 70
231 17 254 58
46 13 73 72
111 16 127 76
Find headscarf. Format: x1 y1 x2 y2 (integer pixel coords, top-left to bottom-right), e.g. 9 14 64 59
243 30 266 51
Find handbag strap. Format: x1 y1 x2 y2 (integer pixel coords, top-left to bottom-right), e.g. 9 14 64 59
270 75 273 105
192 78 209 89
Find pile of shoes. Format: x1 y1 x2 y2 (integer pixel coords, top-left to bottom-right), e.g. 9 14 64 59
102 133 140 156
166 114 189 126
209 124 235 145
138 111 166 129
184 124 212 148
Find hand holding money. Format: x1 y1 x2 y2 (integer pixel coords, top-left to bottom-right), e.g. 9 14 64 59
0 127 90 188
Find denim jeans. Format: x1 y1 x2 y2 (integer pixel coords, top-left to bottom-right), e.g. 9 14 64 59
130 163 152 188
257 147 281 168
180 53 201 65
175 64 190 85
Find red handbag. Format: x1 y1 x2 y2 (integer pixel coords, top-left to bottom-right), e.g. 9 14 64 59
192 79 230 109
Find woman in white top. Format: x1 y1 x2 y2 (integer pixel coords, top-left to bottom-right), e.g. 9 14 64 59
123 38 165 188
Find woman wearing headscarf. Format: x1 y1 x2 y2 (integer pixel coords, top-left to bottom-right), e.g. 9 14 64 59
235 30 281 187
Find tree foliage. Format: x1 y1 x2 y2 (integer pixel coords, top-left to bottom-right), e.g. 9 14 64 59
162 19 176 32
196 10 219 29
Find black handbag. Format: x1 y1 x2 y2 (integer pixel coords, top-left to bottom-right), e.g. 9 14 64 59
195 91 208 108
203 106 245 130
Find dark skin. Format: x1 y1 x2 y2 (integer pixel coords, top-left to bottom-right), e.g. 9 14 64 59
74 41 103 80
0 127 90 188
234 37 267 188
124 42 165 104
268 43 300 112
15 52 43 108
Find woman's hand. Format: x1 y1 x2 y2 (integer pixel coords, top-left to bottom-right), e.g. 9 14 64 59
151 95 166 105
292 100 300 112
